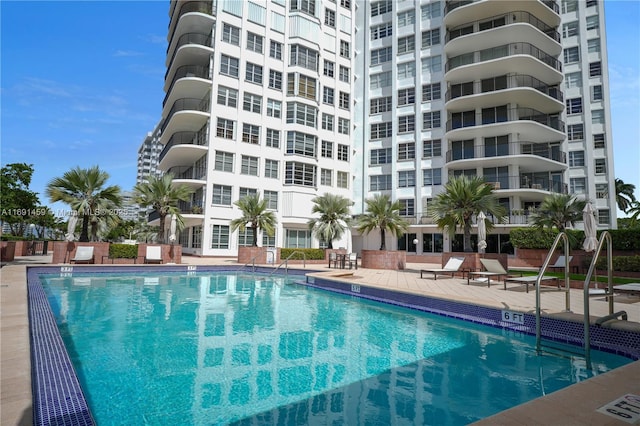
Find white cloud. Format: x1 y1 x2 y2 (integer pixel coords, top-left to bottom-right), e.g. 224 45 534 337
113 50 144 57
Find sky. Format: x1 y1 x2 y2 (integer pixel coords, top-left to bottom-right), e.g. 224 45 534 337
1 0 639 218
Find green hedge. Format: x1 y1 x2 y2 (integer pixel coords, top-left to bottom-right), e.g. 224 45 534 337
279 248 325 260
509 228 640 251
109 243 138 259
582 255 640 272
600 229 640 250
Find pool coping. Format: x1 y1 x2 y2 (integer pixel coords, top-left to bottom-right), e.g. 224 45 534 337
24 265 640 425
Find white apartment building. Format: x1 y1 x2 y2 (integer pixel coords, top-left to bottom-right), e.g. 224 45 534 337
350 0 616 255
158 0 355 255
137 125 163 185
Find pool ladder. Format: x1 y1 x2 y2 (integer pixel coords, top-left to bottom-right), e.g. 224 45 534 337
270 251 306 276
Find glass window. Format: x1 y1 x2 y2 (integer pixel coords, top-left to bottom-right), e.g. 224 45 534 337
285 161 317 187
264 159 279 178
340 40 350 58
212 185 232 205
290 0 317 16
398 88 415 106
243 92 262 113
398 170 416 188
371 148 392 165
568 151 585 167
570 178 586 194
567 123 584 140
222 24 240 45
370 174 392 191
371 23 393 40
423 139 442 158
564 46 580 64
592 85 603 101
421 28 440 48
398 142 415 160
398 36 415 54
421 2 441 20
398 115 415 133
322 113 334 131
423 168 442 186
246 32 263 53
216 118 235 139
266 98 281 118
589 61 602 77
337 171 348 189
562 0 578 13
264 190 278 210
592 109 605 124
270 40 283 60
370 96 392 114
421 55 442 73
266 128 280 148
337 144 349 161
339 66 350 83
338 118 350 135
285 229 311 248
397 62 415 79
321 140 333 158
286 102 318 127
371 47 392 66
593 133 605 149
214 151 234 172
595 158 606 174
371 122 393 139
596 183 608 199
269 70 283 90
242 123 260 144
245 62 263 84
370 71 392 89
324 60 335 77
339 91 350 110
217 86 238 107
324 8 335 27
423 111 441 129
566 97 583 114
598 209 610 226
398 199 415 216
586 15 599 31
320 168 332 186
562 21 579 38
220 54 239 78
422 83 441 102
565 72 582 89
290 45 319 71
241 155 259 176
397 9 415 26
588 38 600 53
371 0 392 17
211 225 230 249
286 131 317 157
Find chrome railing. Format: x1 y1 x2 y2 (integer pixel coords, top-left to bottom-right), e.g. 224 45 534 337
445 42 562 73
444 0 476 15
446 107 564 132
446 10 560 43
445 141 565 163
445 74 563 102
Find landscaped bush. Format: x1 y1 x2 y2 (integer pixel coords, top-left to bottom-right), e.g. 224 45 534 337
600 229 640 251
109 243 138 259
509 228 581 250
582 255 640 272
0 235 29 241
279 248 325 260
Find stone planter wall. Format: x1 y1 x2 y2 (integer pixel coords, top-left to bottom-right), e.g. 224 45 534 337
237 246 268 265
0 241 16 262
51 242 181 264
360 250 406 270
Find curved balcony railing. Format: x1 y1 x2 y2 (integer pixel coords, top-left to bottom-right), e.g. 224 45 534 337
166 165 207 181
161 97 210 133
445 141 566 163
159 130 208 162
445 42 562 73
165 32 213 80
444 0 476 15
163 65 211 107
541 0 560 14
446 107 564 132
446 175 567 193
445 74 563 102
168 2 213 50
446 10 560 43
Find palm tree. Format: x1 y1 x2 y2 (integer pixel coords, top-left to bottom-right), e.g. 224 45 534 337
615 178 636 213
356 194 409 250
230 193 277 246
626 201 640 224
307 193 352 249
529 193 587 233
132 173 193 243
429 176 507 252
46 166 122 242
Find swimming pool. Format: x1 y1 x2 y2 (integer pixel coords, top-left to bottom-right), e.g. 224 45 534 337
34 268 632 425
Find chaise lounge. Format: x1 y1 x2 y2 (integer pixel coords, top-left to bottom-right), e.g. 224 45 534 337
420 257 464 279
144 246 163 264
70 246 94 264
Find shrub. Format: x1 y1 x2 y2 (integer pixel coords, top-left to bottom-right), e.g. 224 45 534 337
279 248 325 260
109 243 138 259
583 255 640 272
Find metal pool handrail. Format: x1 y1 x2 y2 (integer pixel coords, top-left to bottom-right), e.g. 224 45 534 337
270 251 306 276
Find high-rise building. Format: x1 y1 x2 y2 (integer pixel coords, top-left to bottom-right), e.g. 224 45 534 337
159 0 354 255
137 124 163 185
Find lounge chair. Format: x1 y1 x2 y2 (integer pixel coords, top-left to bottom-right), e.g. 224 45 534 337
503 274 560 293
144 246 163 264
467 258 510 288
420 257 464 279
549 255 574 272
70 246 94 264
347 252 358 270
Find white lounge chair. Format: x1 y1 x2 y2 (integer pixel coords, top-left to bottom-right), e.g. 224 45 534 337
549 255 574 272
420 257 464 279
144 246 163 264
70 246 94 264
467 258 511 288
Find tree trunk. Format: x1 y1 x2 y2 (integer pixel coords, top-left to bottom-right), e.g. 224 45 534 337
463 223 472 252
158 214 166 243
380 229 386 250
252 226 258 246
79 215 90 242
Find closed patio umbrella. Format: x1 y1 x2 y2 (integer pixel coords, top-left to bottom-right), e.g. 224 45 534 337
168 214 177 243
477 211 487 253
582 203 598 252
65 213 78 242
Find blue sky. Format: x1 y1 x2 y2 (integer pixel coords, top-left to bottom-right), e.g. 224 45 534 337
2 0 639 217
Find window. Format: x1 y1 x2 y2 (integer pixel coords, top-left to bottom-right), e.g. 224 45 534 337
339 92 350 110
243 93 262 113
398 170 416 188
588 38 601 53
322 113 334 131
421 55 442 73
266 99 281 118
371 122 393 139
339 40 350 58
245 62 263 84
220 54 239 77
596 183 608 199
269 70 283 90
237 226 255 247
290 0 316 16
339 66 350 83
340 0 351 10
566 97 582 114
370 96 392 114
337 171 349 189
286 131 317 157
287 73 317 100
398 115 415 133
397 9 415 27
423 139 442 158
564 46 579 64
321 140 333 158
398 199 415 216
371 23 392 40
264 159 279 179
324 60 335 77
191 226 202 249
562 21 579 38
562 0 578 13
371 47 392 66
482 105 507 124
595 158 606 174
568 151 585 167
286 102 318 127
242 123 260 144
285 161 316 187
397 88 415 106
484 135 508 157
246 32 263 53
423 168 442 185
398 142 415 160
337 144 349 161
217 86 238 107
422 83 441 101
570 177 586 194
370 174 392 191
421 28 440 48
290 45 319 71
222 23 240 45
592 109 605 124
598 209 610 226
587 0 598 8
397 62 416 79
285 229 310 248
421 2 441 20
586 15 599 31
593 133 605 149
370 71 392 89
211 225 229 249
266 128 280 148
241 155 259 176
270 40 283 60
338 118 350 135
212 184 232 205
423 111 441 129
589 61 602 77
567 123 584 140
264 190 278 210
451 111 476 129
371 148 392 165
324 8 335 27
320 168 332 186
216 118 235 139
592 85 603 101
565 72 582 89
214 151 234 172
371 0 392 17
398 36 415 54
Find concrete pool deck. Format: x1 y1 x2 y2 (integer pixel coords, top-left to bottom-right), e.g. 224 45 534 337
1 255 639 425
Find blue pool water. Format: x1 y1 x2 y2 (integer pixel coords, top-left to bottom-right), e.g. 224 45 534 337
40 272 631 425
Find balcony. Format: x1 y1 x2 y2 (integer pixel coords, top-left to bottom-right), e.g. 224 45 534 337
166 166 207 190
445 141 566 164
446 107 564 135
451 175 567 194
168 1 213 44
163 65 211 107
165 33 213 78
446 42 561 74
159 129 208 170
161 97 210 132
444 0 476 15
